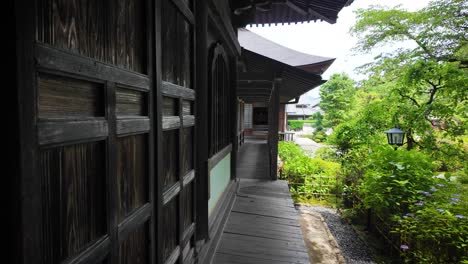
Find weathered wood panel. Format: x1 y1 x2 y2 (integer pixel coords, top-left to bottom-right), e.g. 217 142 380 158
163 97 178 116
116 88 147 117
116 118 150 136
38 120 108 145
38 73 104 118
116 135 147 222
161 81 195 100
36 0 146 73
181 100 192 116
35 44 150 90
163 130 179 189
119 224 148 264
181 127 193 175
161 0 192 88
181 183 193 230
40 141 106 263
162 199 179 262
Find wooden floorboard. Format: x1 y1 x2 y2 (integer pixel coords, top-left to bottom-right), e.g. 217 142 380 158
212 139 310 264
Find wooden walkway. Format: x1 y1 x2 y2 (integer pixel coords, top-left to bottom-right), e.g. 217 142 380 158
212 139 310 264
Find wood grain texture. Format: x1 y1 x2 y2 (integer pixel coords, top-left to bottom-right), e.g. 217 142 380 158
161 81 195 100
162 130 179 189
181 127 193 175
119 224 148 264
161 0 192 88
116 119 150 136
181 100 192 116
162 199 179 262
181 183 193 230
116 135 147 222
163 97 178 116
40 141 106 263
38 120 108 145
35 44 150 90
38 73 104 118
116 88 147 116
36 0 146 73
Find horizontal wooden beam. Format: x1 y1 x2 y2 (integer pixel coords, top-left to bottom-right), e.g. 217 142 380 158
116 118 150 136
182 115 195 127
117 203 152 243
208 144 232 171
163 116 181 130
171 0 195 24
62 236 110 264
163 183 181 205
38 119 108 145
162 81 196 100
183 170 195 186
35 44 149 90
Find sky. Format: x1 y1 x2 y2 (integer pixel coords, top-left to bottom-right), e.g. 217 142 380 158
247 0 432 103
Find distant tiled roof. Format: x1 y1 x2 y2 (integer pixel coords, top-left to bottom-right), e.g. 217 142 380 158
238 28 334 74
285 103 321 116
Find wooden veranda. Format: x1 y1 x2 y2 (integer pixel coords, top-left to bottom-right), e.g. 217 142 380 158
211 139 310 264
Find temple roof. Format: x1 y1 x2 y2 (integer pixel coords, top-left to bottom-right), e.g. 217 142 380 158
232 0 354 26
238 28 334 75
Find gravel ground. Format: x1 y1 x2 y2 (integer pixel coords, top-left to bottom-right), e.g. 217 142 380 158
297 205 376 264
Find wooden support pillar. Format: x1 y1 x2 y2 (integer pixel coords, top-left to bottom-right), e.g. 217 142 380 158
268 78 281 180
195 0 209 241
230 56 238 181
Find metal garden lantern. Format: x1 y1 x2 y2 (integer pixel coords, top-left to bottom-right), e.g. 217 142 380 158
384 127 405 149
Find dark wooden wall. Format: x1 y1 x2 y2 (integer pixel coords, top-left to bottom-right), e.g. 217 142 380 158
14 0 240 263
17 0 155 263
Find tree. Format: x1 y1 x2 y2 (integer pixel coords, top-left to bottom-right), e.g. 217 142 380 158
351 0 468 151
319 73 356 127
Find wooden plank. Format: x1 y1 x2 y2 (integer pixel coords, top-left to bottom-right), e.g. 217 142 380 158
182 223 195 242
217 239 309 263
16 0 41 261
228 212 300 227
194 0 210 242
220 233 307 252
214 252 299 264
207 144 232 171
117 203 152 243
163 116 181 130
62 236 111 264
162 81 195 100
154 0 164 262
116 118 150 135
225 220 304 237
38 120 108 145
183 170 195 186
105 81 119 263
164 246 180 264
182 115 195 127
35 44 150 90
171 0 195 24
163 183 181 205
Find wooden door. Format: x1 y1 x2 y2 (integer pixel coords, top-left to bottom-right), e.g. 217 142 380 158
159 0 197 263
18 0 155 263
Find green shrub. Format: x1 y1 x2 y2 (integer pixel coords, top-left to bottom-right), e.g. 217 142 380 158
278 142 341 201
287 120 314 130
360 147 434 216
392 181 468 263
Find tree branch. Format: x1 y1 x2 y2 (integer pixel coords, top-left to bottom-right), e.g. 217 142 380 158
425 80 440 105
398 90 420 107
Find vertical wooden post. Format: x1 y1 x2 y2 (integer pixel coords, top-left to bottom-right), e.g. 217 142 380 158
230 57 238 180
195 0 209 241
154 0 164 262
15 0 40 262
